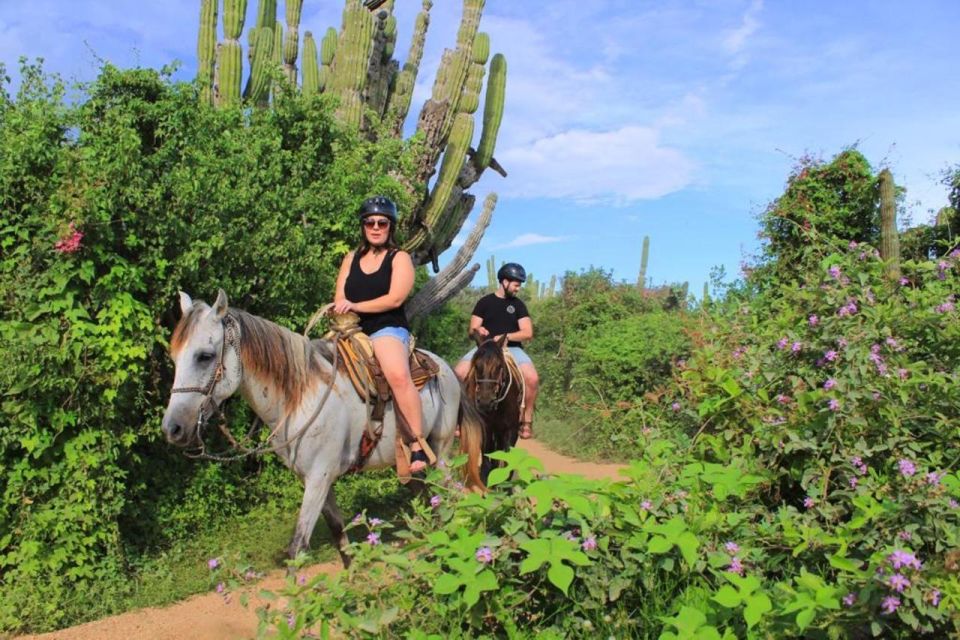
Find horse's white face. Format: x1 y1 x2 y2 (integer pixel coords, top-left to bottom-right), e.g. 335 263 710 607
161 290 243 447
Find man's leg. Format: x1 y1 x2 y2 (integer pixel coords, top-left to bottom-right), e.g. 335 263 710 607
518 362 539 438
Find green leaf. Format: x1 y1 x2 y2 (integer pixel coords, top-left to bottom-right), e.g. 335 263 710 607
713 585 742 608
433 572 462 595
676 531 700 566
487 466 511 487
547 562 574 594
744 594 772 629
795 607 815 630
648 535 673 554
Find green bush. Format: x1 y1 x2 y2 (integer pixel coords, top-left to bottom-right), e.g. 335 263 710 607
0 60 416 633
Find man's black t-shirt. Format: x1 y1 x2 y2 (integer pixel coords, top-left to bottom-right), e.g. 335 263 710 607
471 293 529 347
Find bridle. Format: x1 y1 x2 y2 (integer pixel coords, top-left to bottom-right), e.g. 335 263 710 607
472 342 514 407
170 313 243 433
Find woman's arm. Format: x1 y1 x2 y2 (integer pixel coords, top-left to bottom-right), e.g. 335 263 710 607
350 251 415 314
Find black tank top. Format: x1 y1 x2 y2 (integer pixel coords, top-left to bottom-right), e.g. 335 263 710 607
344 249 410 335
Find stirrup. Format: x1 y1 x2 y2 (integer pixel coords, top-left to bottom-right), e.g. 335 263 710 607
399 437 436 482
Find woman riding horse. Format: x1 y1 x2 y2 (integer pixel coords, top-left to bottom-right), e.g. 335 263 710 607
333 196 432 473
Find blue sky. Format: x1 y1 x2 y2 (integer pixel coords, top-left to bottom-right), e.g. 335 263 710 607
4 1 959 298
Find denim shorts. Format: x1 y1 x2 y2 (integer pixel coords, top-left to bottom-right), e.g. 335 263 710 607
460 345 533 366
369 326 411 349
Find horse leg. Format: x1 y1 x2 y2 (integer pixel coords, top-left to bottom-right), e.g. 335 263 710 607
321 486 351 568
287 470 335 564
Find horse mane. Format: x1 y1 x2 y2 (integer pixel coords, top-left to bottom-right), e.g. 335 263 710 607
171 304 332 412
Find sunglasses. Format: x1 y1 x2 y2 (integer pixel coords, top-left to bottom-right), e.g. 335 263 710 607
363 218 391 229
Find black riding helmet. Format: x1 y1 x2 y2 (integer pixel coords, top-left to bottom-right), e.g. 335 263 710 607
497 262 526 283
358 196 398 224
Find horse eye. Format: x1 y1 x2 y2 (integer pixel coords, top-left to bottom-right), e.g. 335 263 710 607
195 351 215 364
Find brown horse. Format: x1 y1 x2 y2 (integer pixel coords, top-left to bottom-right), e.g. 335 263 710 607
463 335 524 484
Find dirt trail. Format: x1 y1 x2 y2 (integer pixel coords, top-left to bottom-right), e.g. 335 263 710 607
18 440 625 640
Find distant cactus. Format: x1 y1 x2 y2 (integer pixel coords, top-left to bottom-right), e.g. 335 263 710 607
878 169 901 281
702 282 710 307
486 255 497 292
637 235 650 290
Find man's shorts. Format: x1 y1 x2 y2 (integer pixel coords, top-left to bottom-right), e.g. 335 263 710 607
460 345 533 366
369 326 411 349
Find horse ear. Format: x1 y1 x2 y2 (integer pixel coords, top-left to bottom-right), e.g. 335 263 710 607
179 291 194 315
212 288 229 319
496 334 509 349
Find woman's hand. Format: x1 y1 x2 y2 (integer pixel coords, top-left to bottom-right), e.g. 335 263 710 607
333 298 355 314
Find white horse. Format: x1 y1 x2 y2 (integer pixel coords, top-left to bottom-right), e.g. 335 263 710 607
161 290 483 566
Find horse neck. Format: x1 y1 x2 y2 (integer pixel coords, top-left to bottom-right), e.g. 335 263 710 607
231 310 332 426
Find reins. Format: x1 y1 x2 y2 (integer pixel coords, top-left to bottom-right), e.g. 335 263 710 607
470 340 525 410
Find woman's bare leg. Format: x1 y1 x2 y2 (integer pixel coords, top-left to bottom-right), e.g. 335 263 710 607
373 336 427 472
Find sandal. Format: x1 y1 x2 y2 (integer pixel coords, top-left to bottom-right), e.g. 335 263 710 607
519 421 534 440
409 448 430 473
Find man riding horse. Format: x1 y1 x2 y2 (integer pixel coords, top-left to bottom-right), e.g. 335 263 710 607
454 262 540 439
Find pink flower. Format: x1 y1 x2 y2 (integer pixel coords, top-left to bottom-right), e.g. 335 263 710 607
54 223 84 254
803 497 815 508
581 537 597 552
369 517 383 527
824 350 838 361
898 368 909 380
475 546 494 563
430 495 442 508
887 573 910 593
207 558 220 570
849 476 859 489
728 557 745 575
671 402 681 412
928 589 941 607
842 593 856 607
887 550 921 571
725 541 740 554
367 532 381 545
776 394 791 405
925 472 941 486
827 399 840 411
809 314 819 326
881 596 900 614
216 582 225 593
823 378 837 390
777 337 789 350
898 459 916 477
640 500 653 511
791 341 803 353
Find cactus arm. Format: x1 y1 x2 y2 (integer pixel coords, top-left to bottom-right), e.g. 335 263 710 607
197 0 218 105
215 0 248 107
302 31 320 96
473 52 505 171
486 255 496 291
407 193 496 320
878 168 901 281
407 264 480 321
244 27 275 104
385 1 432 134
283 0 303 85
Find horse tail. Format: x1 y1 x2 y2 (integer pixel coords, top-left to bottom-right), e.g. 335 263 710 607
457 393 486 492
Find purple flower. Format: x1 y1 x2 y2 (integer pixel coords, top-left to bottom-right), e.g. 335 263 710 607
369 517 383 527
244 570 258 581
776 394 791 405
475 546 494 563
823 378 837 390
887 573 910 593
640 500 652 511
207 558 220 570
809 314 819 326
581 536 597 551
725 541 740 554
849 240 859 249
881 596 901 615
898 530 912 541
828 399 840 411
950 499 959 509
803 497 815 508
898 368 909 380
777 337 789 350
887 550 922 571
926 471 942 486
849 476 859 489
216 582 225 594
829 265 842 279
366 532 381 546
851 456 863 466
791 341 803 353
352 513 363 524
728 557 745 576
286 614 296 629
899 277 910 286
937 301 955 313
929 589 942 607
842 593 856 607
430 495 442 508
837 337 848 348
297 574 306 585
824 350 838 362
671 402 681 412
898 459 916 477
885 337 900 350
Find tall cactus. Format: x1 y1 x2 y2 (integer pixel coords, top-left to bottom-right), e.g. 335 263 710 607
637 235 650 290
197 0 218 105
878 169 901 281
195 0 509 315
486 255 497 291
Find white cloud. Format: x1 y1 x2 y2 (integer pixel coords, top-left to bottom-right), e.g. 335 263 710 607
498 125 694 204
722 0 763 55
494 233 568 249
